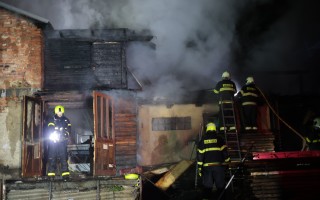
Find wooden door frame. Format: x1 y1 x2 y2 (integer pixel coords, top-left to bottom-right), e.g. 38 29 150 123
21 96 44 178
93 91 116 176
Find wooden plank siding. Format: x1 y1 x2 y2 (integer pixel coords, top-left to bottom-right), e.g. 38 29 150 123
44 32 128 91
92 42 127 89
239 157 320 200
43 29 152 91
112 94 138 171
44 39 94 90
240 132 276 153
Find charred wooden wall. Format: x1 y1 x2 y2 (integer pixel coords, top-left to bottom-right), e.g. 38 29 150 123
44 29 131 91
111 91 138 171
44 39 93 90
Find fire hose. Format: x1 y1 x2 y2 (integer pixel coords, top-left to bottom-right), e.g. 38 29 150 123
256 87 307 151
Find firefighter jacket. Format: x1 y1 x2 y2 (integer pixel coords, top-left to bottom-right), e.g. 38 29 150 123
306 128 320 145
214 79 237 102
197 131 230 168
47 114 71 141
237 83 260 106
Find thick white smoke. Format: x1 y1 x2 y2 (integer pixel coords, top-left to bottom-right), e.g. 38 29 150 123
4 0 244 100
3 0 319 96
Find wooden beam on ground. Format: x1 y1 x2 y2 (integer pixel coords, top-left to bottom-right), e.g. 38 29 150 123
155 160 194 191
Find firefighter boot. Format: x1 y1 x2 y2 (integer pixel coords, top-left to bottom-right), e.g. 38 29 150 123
62 171 70 181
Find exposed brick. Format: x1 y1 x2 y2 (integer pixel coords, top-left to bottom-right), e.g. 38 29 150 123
0 8 43 90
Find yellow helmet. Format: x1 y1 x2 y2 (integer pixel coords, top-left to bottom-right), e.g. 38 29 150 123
54 105 65 114
206 122 216 132
222 71 230 79
246 76 254 84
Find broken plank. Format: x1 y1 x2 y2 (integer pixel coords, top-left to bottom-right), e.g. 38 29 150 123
155 160 194 191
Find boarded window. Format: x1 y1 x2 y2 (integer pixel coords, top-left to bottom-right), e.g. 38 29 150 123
152 117 191 131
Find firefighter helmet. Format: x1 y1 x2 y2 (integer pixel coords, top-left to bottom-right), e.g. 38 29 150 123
54 105 65 114
246 76 254 84
222 71 230 79
206 122 217 132
313 117 320 129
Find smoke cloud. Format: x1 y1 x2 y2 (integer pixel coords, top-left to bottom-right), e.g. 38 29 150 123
3 0 319 96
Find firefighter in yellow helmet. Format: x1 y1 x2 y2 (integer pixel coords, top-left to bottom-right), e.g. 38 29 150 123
46 105 71 180
305 117 320 150
197 122 230 199
214 71 237 132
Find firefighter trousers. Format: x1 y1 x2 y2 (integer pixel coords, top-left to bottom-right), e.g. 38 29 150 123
47 140 69 176
202 166 226 195
242 104 258 130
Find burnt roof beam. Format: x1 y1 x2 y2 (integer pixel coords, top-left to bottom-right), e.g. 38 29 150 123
44 29 153 42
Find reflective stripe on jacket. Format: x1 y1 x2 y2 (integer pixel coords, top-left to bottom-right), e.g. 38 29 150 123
197 131 230 167
238 83 260 105
306 137 320 144
47 114 72 136
213 79 237 101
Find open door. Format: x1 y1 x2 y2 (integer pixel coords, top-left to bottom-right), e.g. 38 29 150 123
21 96 43 178
93 91 116 176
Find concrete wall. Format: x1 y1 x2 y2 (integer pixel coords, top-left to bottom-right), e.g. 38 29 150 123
137 103 218 166
0 8 43 175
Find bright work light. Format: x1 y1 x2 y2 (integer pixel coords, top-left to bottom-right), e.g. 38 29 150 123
49 131 60 143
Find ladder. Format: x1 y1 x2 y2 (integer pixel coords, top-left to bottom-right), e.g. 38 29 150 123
220 100 242 161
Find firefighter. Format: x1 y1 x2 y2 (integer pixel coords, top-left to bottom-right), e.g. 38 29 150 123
214 71 237 132
47 105 71 180
306 117 320 150
237 76 261 133
197 122 230 199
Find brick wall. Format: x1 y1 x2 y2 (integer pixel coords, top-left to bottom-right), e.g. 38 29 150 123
0 8 43 173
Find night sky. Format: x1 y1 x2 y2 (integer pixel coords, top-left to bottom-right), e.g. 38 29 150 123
2 0 320 98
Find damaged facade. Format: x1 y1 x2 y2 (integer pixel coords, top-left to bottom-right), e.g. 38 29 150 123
0 2 143 199
0 2 219 199
0 2 46 173
0 1 220 177
2 2 320 200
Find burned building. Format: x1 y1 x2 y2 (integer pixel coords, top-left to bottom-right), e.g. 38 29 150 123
2 1 320 200
0 1 220 199
0 1 222 178
0 2 147 199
